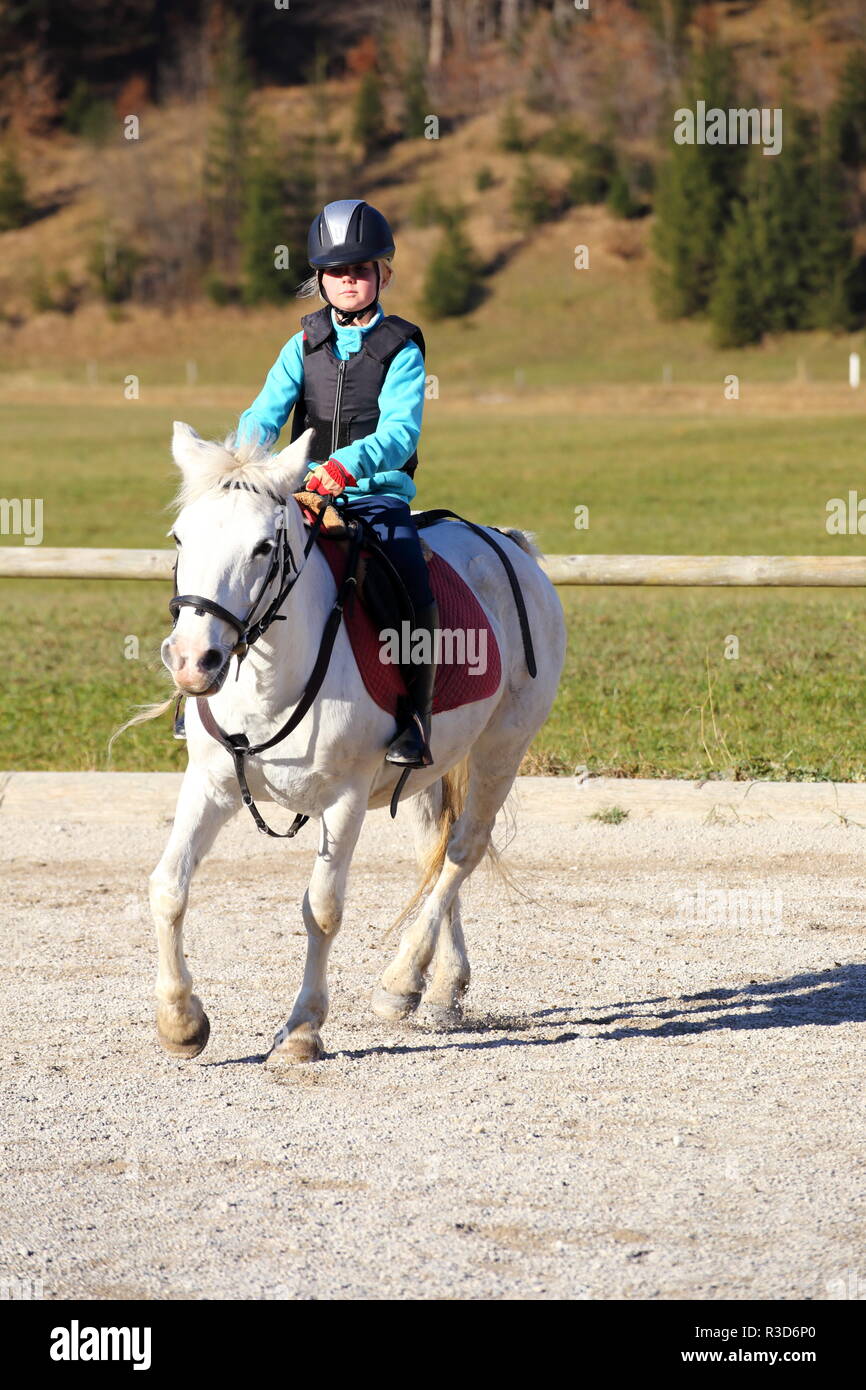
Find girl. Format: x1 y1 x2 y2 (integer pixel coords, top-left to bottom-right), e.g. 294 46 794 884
236 198 437 769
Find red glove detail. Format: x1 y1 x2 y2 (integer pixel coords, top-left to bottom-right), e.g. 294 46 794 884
305 460 357 495
324 459 356 488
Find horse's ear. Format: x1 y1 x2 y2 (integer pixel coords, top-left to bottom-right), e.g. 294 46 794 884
269 428 315 495
171 421 207 475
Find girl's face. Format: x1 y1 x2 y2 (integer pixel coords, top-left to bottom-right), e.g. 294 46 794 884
321 261 389 315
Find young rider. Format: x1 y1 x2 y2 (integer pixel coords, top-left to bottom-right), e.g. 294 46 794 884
235 198 438 769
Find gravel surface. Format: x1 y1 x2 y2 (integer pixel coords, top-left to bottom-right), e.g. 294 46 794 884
1 775 864 1301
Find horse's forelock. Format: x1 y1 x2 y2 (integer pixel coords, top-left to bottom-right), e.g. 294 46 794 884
173 435 285 512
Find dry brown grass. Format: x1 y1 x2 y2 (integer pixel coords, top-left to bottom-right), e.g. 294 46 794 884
603 222 647 263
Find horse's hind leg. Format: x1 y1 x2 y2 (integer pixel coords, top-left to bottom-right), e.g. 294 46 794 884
374 760 506 1029
417 892 470 1031
380 731 527 1031
149 767 236 1058
372 779 458 1022
414 755 515 1029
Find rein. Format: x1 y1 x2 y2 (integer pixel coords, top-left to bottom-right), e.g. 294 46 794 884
169 490 328 666
169 492 537 839
172 497 362 838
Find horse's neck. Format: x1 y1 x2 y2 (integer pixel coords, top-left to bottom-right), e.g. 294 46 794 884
213 529 335 730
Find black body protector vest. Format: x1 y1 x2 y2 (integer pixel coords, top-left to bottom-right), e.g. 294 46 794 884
289 306 426 476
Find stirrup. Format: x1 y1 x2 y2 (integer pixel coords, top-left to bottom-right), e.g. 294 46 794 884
385 710 433 768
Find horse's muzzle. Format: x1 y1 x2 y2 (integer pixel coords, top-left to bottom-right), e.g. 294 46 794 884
161 635 233 696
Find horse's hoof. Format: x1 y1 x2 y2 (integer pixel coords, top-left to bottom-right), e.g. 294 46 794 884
415 999 464 1032
156 1003 210 1058
371 987 422 1022
266 1028 324 1066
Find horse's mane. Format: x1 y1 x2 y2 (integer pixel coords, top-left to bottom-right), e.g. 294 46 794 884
173 434 289 511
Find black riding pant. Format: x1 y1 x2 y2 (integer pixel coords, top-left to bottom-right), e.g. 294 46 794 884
339 493 435 613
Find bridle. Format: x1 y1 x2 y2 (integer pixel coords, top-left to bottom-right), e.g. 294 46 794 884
165 488 540 838
169 484 328 670
168 487 362 839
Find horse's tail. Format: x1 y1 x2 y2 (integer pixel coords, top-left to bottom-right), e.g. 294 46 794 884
497 526 540 559
106 696 176 764
387 756 520 937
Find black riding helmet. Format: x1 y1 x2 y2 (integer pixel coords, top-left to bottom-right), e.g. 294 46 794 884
307 199 396 325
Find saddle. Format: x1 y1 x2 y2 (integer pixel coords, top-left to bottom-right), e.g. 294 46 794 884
291 490 503 720
191 490 532 842
293 488 428 636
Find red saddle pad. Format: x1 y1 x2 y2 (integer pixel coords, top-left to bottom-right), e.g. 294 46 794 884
317 534 502 716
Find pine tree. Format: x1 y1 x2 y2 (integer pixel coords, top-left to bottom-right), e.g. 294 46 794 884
203 12 253 275
354 71 386 159
707 97 863 344
744 110 819 335
651 40 745 319
709 202 763 347
652 137 726 317
241 144 291 306
88 230 141 304
0 146 30 231
402 53 428 140
806 145 857 331
606 167 640 220
567 141 615 206
421 215 483 319
498 102 526 153
828 47 866 169
511 160 553 228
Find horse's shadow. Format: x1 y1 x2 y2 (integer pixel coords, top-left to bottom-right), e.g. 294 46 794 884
533 964 866 1040
203 965 866 1065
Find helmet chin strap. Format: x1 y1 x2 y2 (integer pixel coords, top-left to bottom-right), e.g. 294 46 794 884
319 263 381 326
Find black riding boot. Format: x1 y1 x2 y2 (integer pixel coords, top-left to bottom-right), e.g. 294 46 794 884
385 601 439 768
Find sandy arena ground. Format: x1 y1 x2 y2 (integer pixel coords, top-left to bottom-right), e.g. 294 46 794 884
1 773 864 1302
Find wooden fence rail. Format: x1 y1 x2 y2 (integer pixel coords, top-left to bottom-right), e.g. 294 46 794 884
1 548 866 587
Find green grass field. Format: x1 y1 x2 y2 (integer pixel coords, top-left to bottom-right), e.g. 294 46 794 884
2 396 866 777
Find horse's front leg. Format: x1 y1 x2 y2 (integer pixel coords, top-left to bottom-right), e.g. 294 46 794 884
149 766 236 1058
267 786 368 1066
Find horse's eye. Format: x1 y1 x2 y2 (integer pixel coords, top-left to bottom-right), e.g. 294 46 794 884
252 540 273 559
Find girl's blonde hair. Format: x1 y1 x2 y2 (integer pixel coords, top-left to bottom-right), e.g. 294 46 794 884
297 257 393 300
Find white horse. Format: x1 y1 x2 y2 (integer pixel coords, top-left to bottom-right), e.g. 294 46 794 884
149 422 566 1064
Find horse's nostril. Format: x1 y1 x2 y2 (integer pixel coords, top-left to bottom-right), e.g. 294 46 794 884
199 648 225 673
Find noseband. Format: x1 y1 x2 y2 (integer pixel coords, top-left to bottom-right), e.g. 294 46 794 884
167 485 362 840
169 487 328 667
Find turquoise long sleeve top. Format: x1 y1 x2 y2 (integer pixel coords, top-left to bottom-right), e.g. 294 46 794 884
237 307 425 504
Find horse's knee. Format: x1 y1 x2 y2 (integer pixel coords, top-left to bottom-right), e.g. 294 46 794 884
149 876 186 926
303 888 343 937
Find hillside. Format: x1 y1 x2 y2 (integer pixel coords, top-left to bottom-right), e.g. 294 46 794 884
1 114 865 396
1 0 865 391
5 6 866 780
